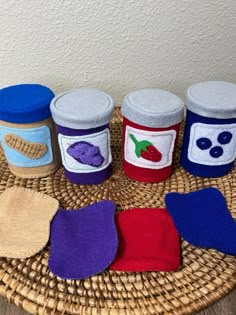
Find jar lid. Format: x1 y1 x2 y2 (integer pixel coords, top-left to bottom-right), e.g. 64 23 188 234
121 89 184 128
0 84 54 124
187 81 236 119
50 88 114 129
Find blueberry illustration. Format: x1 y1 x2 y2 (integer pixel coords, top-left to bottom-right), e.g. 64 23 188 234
209 146 223 158
196 137 212 150
217 131 232 145
67 141 104 167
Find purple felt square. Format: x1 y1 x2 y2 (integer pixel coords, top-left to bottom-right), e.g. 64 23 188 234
49 201 118 280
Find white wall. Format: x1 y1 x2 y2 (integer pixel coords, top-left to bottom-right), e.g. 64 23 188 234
0 0 235 104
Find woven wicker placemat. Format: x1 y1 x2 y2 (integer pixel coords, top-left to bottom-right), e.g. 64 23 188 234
0 108 235 315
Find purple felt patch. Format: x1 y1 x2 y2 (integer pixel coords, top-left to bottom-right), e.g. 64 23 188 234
48 201 118 280
67 141 104 167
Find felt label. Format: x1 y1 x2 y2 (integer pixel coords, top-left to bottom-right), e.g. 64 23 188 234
58 128 111 173
124 126 176 169
188 122 236 166
0 125 53 167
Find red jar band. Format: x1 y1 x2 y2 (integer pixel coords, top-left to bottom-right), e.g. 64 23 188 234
123 117 180 182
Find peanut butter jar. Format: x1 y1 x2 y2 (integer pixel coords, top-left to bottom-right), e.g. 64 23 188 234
0 84 61 178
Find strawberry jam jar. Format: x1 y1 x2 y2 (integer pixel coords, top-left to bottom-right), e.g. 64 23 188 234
50 88 114 185
122 89 184 183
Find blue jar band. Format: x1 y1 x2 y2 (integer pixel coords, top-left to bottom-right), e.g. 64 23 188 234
181 110 236 177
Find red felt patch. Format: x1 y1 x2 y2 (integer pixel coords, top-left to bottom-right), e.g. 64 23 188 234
109 208 181 272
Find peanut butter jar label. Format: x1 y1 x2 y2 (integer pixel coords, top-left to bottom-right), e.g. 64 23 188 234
0 125 53 167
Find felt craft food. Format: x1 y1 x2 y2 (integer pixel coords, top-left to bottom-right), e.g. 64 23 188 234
49 201 118 280
109 208 181 272
0 84 61 178
50 88 114 185
181 81 236 177
165 188 236 256
122 89 184 182
0 187 59 258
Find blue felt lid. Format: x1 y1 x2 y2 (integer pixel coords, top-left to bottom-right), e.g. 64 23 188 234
0 84 55 123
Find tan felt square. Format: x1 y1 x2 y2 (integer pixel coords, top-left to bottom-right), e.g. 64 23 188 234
0 187 59 258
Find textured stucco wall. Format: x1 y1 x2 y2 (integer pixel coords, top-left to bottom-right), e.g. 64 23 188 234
0 0 235 104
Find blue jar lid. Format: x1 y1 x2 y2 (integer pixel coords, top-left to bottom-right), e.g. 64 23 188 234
0 84 55 123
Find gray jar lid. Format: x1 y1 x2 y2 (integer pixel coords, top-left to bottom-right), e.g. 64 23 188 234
187 81 236 119
121 89 184 128
50 88 114 129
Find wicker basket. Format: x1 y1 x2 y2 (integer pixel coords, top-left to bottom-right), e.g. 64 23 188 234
0 108 235 315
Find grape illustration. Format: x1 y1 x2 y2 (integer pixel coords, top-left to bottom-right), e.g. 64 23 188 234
209 146 223 158
217 131 232 145
196 137 212 150
67 141 104 167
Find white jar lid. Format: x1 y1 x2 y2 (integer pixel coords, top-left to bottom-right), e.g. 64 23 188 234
121 89 184 128
50 88 114 129
187 81 236 119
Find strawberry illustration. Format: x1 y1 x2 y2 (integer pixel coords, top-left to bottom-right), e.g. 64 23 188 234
129 134 162 162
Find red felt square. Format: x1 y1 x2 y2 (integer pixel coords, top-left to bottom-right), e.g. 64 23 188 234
109 208 180 272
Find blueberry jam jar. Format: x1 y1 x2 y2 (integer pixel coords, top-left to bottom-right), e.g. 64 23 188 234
181 81 236 177
50 89 114 185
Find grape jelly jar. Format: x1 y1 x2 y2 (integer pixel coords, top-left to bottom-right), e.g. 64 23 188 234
122 89 184 183
0 84 61 178
181 81 236 177
50 88 114 185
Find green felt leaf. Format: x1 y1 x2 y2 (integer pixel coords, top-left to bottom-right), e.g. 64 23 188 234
129 134 153 158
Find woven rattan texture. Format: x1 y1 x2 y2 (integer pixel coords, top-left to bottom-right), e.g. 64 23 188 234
0 108 235 315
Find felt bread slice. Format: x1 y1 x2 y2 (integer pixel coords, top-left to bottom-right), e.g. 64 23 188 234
49 201 118 280
0 187 59 258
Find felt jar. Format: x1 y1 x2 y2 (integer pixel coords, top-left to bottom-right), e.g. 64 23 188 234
50 88 114 185
122 89 184 182
181 81 236 177
0 84 61 178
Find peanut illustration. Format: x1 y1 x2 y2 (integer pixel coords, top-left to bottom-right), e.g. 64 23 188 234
4 134 48 160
